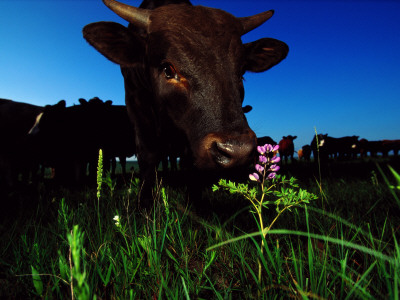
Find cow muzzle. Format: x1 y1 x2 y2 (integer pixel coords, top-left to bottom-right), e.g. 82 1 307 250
197 130 257 169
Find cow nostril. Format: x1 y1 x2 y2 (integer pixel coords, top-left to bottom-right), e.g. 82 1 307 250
199 132 256 169
211 142 233 166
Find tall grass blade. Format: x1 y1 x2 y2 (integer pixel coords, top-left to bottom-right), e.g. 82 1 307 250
388 165 400 189
31 265 43 297
181 276 191 300
344 261 376 300
376 163 400 207
268 229 397 265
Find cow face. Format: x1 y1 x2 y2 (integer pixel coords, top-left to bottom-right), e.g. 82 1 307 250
83 0 288 171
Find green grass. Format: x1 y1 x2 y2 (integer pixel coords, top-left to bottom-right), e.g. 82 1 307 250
1 158 400 299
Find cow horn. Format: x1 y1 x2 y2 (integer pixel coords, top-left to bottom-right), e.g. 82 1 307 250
239 10 274 35
102 0 150 29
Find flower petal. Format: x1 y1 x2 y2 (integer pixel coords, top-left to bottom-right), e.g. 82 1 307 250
257 146 266 155
265 144 273 153
267 172 276 180
259 155 268 164
249 173 260 181
255 164 264 173
269 164 280 172
271 156 281 164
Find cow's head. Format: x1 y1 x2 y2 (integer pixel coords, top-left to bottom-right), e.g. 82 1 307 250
316 134 328 148
83 0 288 170
283 135 297 141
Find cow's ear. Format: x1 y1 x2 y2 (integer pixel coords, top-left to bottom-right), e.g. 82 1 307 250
83 21 145 66
55 100 66 108
242 105 252 113
244 38 288 73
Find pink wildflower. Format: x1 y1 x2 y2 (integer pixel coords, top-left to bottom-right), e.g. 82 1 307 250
249 172 260 182
257 146 266 155
255 164 264 173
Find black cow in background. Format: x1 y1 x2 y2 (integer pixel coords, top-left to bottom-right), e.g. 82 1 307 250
256 136 278 159
311 134 359 162
30 100 95 185
83 0 289 208
77 98 136 178
0 98 44 188
311 134 329 163
30 98 136 185
101 103 136 177
257 136 277 147
329 136 359 159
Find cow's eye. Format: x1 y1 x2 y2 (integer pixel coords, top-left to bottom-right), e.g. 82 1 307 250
162 63 177 80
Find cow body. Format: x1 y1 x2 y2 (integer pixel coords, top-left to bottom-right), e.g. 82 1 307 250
0 98 44 188
382 139 400 156
358 139 384 157
311 134 329 162
327 136 359 159
278 135 297 163
83 0 288 208
31 100 95 184
298 144 311 161
257 136 277 147
311 134 359 161
30 98 136 184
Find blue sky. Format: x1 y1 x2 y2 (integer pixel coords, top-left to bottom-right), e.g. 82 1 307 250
1 0 399 151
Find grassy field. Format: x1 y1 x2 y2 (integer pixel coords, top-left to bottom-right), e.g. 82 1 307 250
1 157 399 299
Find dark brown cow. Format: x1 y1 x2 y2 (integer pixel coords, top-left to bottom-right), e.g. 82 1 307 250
358 138 391 157
0 98 44 188
83 0 288 208
382 139 400 156
359 139 387 157
278 135 297 163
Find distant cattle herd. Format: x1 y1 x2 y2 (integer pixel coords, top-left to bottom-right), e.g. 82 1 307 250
1 97 399 191
257 134 400 164
0 97 136 188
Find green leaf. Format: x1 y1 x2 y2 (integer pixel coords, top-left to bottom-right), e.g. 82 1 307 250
97 262 114 286
58 253 70 281
31 265 43 296
388 165 400 187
